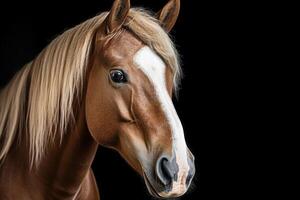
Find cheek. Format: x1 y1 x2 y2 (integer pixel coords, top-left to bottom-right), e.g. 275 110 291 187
86 90 119 146
85 66 119 146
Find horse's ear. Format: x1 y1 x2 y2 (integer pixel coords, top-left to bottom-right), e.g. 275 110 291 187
157 0 180 32
106 0 130 34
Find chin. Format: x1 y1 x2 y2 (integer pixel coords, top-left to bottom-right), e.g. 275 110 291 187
143 172 188 199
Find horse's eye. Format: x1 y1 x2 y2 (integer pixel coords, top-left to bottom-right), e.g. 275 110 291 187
110 69 127 84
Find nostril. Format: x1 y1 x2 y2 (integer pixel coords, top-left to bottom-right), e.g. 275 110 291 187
156 157 171 186
161 158 173 183
186 157 195 186
186 173 193 186
156 156 178 187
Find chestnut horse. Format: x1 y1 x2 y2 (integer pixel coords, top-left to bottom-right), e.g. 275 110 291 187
0 0 195 199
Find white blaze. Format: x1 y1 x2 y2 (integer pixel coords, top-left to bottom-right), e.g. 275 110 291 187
133 46 189 195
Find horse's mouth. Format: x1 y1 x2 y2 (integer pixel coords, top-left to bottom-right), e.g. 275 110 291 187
143 172 161 198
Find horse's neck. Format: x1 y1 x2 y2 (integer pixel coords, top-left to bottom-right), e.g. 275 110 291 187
5 108 98 198
40 109 98 196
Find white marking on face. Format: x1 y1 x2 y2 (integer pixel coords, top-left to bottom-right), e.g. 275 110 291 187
133 46 189 196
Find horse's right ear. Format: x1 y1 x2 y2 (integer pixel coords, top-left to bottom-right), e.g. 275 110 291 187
157 0 180 32
105 0 130 34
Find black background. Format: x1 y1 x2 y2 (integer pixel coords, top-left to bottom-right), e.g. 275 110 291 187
0 0 264 199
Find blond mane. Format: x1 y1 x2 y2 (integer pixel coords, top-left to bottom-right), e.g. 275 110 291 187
0 8 182 166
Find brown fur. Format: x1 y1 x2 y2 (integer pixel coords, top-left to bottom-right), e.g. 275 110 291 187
0 1 192 199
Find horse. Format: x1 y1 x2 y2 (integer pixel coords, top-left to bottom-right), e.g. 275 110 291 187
0 0 195 199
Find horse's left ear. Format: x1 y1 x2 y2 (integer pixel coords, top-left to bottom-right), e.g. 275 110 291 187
106 0 130 34
157 0 180 32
